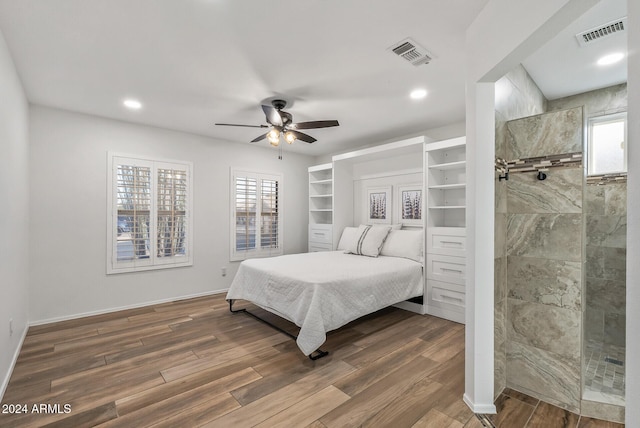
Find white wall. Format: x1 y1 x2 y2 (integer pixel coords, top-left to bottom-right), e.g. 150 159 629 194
28 106 314 323
0 29 30 398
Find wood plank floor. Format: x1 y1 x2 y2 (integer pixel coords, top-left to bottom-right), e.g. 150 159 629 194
0 294 624 427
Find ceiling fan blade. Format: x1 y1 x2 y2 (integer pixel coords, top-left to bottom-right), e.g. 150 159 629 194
215 123 268 128
250 133 268 143
288 130 317 143
291 120 339 130
261 105 283 127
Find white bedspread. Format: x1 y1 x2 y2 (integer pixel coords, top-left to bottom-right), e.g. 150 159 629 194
226 251 423 355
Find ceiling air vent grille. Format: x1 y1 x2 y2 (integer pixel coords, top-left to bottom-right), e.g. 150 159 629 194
576 17 627 47
389 38 432 66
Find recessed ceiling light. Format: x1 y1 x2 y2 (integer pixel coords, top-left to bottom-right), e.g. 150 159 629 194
597 52 624 66
410 89 427 100
123 99 142 110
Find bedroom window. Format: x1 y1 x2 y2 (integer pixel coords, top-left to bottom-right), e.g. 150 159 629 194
231 169 283 261
588 112 627 175
107 154 193 274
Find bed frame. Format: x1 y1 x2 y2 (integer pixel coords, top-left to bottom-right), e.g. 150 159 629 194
228 299 330 360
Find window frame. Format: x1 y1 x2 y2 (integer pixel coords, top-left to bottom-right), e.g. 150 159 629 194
587 111 628 176
107 153 193 274
230 168 283 261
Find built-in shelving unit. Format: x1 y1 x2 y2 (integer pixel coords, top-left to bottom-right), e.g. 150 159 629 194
308 163 333 252
424 136 466 324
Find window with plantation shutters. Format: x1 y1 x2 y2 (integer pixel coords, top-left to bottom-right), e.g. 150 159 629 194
231 169 283 261
107 155 193 274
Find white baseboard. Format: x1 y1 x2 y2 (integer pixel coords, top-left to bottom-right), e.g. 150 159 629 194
0 326 29 402
463 393 497 414
29 289 229 326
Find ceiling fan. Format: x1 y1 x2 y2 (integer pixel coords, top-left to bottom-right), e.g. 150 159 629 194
215 99 339 146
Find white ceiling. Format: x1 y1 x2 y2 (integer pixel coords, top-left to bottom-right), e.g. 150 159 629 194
0 0 627 156
523 0 627 100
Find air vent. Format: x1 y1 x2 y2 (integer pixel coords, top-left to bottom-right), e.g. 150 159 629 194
388 38 432 66
576 17 627 47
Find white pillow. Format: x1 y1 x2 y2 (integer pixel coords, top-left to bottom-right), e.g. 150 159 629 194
345 225 392 257
380 229 423 262
337 226 360 251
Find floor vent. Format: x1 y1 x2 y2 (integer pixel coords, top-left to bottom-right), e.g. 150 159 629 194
388 37 432 66
576 17 627 47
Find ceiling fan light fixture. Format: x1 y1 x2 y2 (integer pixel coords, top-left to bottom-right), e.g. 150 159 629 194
267 129 280 145
285 131 296 144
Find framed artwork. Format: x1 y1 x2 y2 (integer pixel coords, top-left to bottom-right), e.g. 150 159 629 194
398 184 422 226
367 186 391 224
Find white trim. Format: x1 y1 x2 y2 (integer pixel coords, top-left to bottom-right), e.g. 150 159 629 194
29 289 228 327
425 136 466 152
0 326 28 402
332 136 425 162
463 393 497 414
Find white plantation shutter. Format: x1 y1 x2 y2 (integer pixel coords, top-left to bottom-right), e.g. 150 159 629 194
108 155 193 274
260 178 279 249
231 169 283 260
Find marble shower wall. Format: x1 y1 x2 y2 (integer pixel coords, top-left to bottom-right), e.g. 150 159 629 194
547 83 627 117
494 64 547 398
505 108 584 413
584 182 627 346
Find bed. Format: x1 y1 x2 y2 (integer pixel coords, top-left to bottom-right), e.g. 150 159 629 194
226 226 424 358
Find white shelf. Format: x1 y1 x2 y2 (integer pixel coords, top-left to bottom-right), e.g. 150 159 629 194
310 178 333 184
425 136 466 324
428 183 466 190
428 160 466 171
309 163 334 252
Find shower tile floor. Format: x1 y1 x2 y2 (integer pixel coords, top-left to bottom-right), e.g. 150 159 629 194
583 340 625 406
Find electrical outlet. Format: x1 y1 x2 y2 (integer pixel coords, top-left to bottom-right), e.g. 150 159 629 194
221 267 227 277
9 318 13 336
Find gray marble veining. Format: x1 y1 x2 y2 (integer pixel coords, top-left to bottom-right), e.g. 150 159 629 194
507 340 581 413
586 278 626 315
507 167 582 214
604 313 626 347
494 296 506 398
604 183 627 216
508 256 581 310
547 83 627 117
586 215 627 249
586 246 626 282
495 213 507 259
585 185 605 215
585 308 604 343
495 256 507 303
507 299 580 360
506 107 583 159
507 213 582 261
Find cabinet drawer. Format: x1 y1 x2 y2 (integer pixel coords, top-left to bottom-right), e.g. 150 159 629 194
309 225 332 244
431 284 465 308
309 242 332 252
426 254 466 285
427 227 465 257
